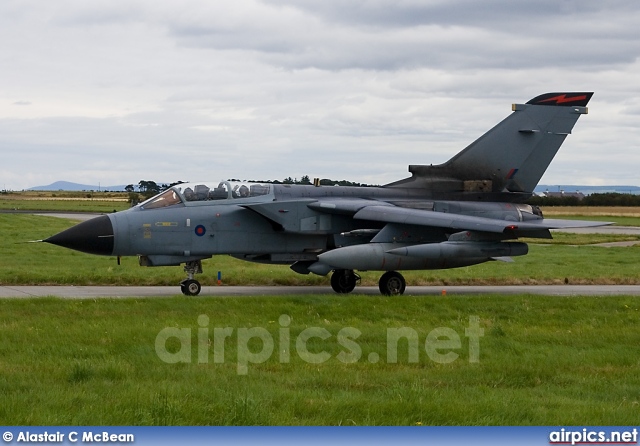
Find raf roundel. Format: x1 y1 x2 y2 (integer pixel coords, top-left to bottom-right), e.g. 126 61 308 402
195 225 206 237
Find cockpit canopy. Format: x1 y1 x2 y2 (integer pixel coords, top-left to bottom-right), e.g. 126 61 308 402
139 181 272 210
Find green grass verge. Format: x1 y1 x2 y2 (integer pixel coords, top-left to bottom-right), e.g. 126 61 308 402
0 295 638 425
2 214 640 286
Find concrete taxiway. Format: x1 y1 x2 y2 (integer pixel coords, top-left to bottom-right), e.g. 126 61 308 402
2 285 640 298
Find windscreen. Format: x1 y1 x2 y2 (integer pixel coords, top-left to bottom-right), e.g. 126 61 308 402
140 189 183 210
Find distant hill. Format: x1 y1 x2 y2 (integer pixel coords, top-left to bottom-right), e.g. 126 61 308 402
28 181 130 192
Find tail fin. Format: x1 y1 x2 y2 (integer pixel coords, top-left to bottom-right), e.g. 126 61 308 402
391 92 593 197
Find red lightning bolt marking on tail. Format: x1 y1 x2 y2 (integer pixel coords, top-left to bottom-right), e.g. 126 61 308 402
539 94 587 104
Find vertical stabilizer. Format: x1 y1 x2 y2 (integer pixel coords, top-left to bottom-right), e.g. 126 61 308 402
391 92 593 196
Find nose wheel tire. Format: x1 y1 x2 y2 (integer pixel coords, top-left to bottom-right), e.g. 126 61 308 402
181 279 202 296
379 271 406 296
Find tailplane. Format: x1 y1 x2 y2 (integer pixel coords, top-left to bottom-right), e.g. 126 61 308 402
389 92 593 199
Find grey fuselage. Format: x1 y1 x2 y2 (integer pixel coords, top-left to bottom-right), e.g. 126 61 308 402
103 180 537 271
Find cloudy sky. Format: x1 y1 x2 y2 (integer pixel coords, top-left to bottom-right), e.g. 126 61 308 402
2 0 640 190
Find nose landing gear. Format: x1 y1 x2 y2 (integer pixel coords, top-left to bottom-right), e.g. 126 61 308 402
180 279 202 296
181 260 203 296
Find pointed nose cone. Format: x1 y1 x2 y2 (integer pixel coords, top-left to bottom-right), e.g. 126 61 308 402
45 215 114 255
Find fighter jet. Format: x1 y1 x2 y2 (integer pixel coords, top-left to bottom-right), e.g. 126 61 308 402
44 92 606 296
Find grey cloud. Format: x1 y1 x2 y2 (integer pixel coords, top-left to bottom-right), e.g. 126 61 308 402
1 0 639 190
261 0 632 30
163 1 640 71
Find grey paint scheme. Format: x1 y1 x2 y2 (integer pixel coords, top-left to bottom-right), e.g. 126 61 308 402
45 92 607 295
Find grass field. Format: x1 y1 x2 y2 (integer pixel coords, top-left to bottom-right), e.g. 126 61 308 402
0 295 639 425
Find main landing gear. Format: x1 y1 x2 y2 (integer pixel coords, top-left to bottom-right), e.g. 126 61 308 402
181 260 203 296
378 271 406 296
330 269 360 293
330 269 406 296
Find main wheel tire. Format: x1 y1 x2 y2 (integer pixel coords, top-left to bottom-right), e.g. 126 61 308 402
330 269 357 294
379 271 406 296
181 279 202 296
